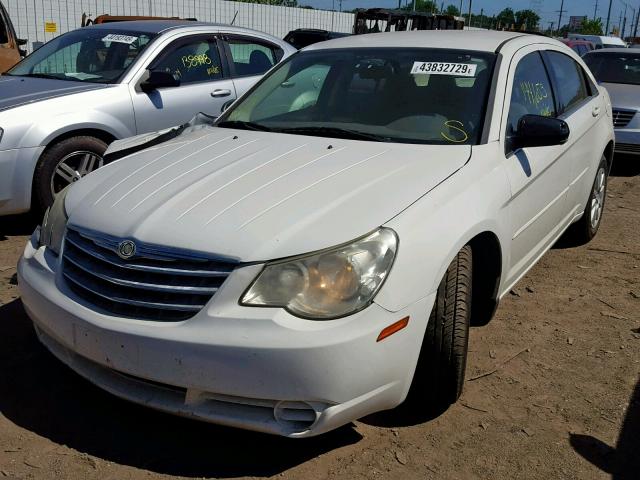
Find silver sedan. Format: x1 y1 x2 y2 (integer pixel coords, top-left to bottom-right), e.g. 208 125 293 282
584 48 640 156
0 20 295 215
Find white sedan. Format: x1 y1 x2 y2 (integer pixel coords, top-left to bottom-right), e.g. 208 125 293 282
18 30 614 437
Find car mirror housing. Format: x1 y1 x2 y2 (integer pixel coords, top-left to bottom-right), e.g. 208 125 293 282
512 114 570 150
140 70 181 93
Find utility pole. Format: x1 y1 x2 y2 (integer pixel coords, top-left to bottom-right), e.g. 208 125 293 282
634 6 640 37
606 0 613 34
412 0 416 11
479 7 483 28
467 0 472 27
622 3 628 38
593 0 599 20
548 21 555 34
557 0 565 35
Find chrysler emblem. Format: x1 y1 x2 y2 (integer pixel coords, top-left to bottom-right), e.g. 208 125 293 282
117 240 136 259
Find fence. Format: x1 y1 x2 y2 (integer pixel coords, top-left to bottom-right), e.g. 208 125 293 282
4 0 355 52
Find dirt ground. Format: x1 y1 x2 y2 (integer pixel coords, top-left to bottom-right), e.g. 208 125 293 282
0 159 638 480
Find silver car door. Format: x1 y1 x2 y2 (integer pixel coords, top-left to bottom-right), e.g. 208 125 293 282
130 34 236 133
221 35 283 99
501 48 573 287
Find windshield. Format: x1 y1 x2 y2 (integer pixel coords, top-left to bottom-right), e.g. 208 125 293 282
218 48 496 145
7 29 156 83
584 52 640 85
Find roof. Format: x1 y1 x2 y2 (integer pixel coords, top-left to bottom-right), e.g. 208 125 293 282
84 20 234 35
304 30 534 53
585 48 638 54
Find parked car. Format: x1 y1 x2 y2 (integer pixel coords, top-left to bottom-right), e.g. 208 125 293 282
559 38 594 56
0 0 26 72
584 48 640 155
0 20 295 215
567 33 626 49
18 30 614 437
283 28 350 49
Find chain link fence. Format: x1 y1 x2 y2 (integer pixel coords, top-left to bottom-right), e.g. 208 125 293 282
6 0 355 52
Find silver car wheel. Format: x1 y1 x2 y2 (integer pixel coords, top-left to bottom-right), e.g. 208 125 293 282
51 151 103 197
590 166 606 230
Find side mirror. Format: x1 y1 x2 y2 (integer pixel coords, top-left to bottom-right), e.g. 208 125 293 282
140 70 180 93
512 114 570 150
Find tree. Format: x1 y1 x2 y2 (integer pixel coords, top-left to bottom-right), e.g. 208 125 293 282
443 4 460 16
514 9 540 30
580 18 604 35
402 0 439 14
496 8 516 29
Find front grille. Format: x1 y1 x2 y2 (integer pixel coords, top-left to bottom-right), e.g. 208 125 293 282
62 227 237 321
615 142 640 154
612 109 636 128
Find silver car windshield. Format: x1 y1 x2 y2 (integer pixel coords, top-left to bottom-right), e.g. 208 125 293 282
584 52 640 85
218 48 496 145
7 29 156 83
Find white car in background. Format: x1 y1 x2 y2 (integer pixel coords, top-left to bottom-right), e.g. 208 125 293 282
0 20 294 215
19 30 614 437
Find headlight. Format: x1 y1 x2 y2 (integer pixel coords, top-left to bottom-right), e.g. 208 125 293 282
241 228 398 319
39 186 70 255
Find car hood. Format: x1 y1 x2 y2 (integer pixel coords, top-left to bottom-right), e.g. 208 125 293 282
0 76 111 112
601 82 640 111
66 127 470 261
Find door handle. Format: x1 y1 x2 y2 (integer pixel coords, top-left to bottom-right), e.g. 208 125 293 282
211 89 231 98
592 106 601 117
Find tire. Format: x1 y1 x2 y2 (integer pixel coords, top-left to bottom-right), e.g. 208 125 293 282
408 245 472 412
32 136 108 213
564 155 608 246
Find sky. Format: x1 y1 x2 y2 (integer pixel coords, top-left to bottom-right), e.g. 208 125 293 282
299 0 640 34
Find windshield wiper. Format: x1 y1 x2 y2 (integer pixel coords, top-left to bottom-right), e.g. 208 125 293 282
14 73 65 80
276 126 389 142
216 120 272 132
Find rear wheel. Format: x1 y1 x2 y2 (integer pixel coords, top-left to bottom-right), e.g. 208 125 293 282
32 136 108 213
564 155 608 245
408 245 472 412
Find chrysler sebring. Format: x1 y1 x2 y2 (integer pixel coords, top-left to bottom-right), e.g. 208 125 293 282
19 31 614 437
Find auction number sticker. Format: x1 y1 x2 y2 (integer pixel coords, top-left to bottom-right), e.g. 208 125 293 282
102 34 138 44
410 61 477 77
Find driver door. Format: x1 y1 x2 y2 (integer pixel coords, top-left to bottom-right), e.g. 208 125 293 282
502 48 573 287
130 34 237 133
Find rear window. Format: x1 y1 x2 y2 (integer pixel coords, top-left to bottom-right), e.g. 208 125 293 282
584 52 640 85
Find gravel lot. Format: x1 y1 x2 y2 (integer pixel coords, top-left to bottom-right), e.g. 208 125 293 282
0 159 638 480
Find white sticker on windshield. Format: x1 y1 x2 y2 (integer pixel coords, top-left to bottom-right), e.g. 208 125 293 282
102 34 138 44
410 61 477 77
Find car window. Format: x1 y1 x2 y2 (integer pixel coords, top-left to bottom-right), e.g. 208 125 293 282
8 29 155 83
506 51 556 139
0 10 8 44
226 38 278 77
151 36 223 85
545 51 589 113
220 48 496 145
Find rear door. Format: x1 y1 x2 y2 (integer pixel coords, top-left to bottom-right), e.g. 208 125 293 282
221 35 284 99
501 47 573 286
542 49 605 218
130 34 237 133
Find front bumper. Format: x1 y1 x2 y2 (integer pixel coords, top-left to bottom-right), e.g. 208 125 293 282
614 129 640 155
0 146 45 215
18 234 432 437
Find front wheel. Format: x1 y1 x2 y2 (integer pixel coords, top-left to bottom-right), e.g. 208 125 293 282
32 136 108 213
408 245 472 412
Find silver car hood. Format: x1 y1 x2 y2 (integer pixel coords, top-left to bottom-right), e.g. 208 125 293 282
601 82 640 111
66 127 470 261
0 76 111 112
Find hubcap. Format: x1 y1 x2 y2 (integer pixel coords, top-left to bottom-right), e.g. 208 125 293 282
590 167 606 230
51 151 103 197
